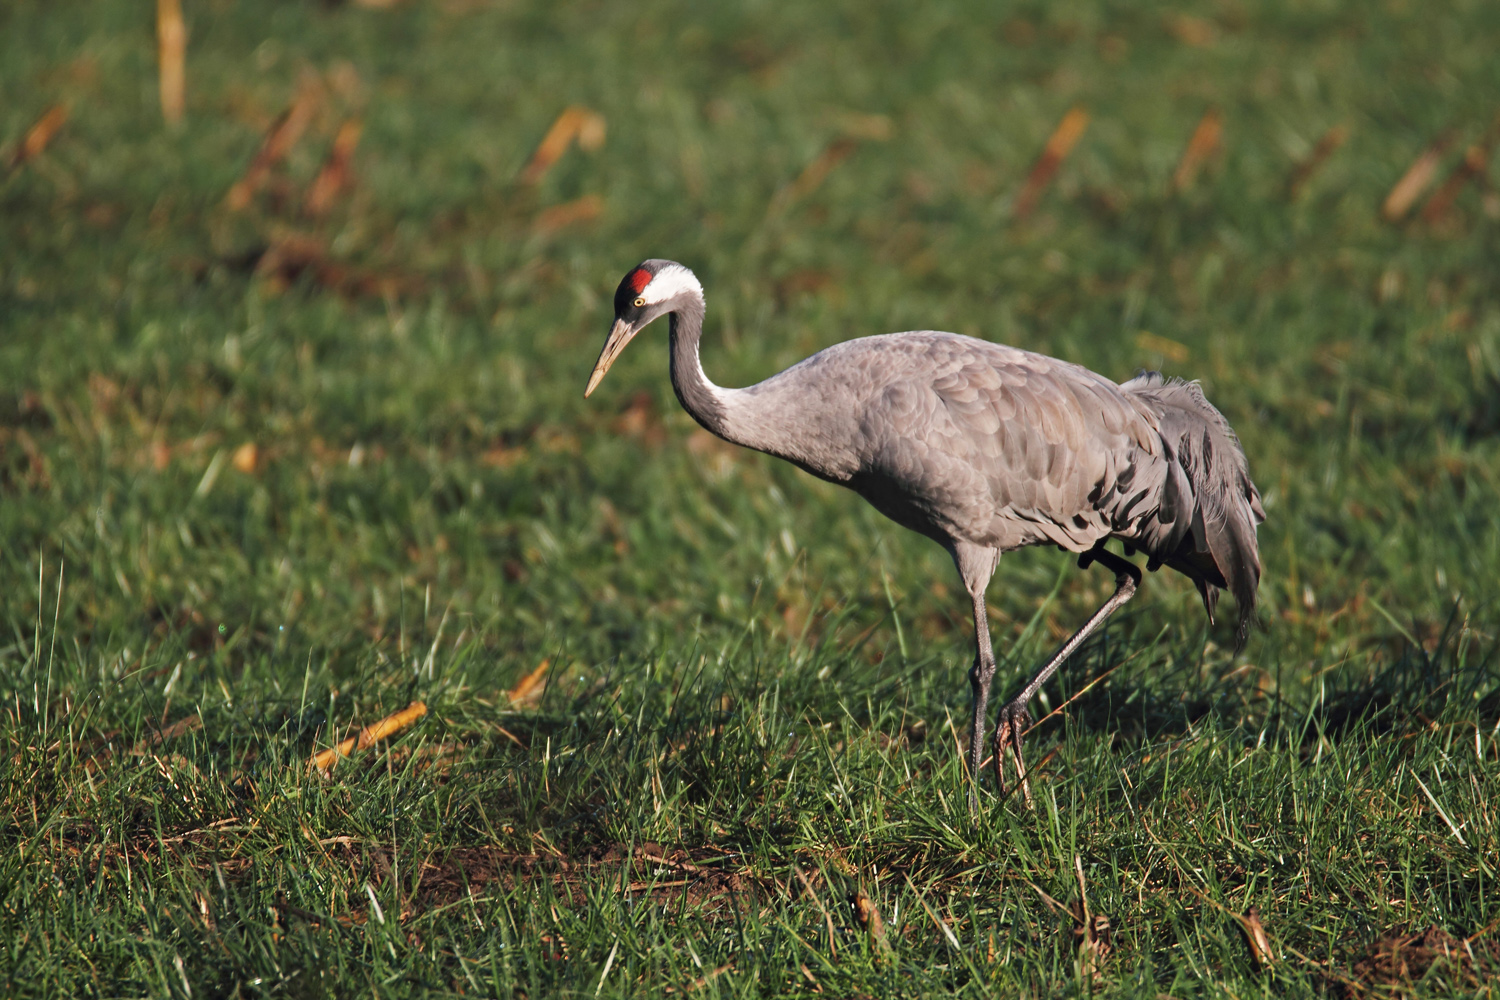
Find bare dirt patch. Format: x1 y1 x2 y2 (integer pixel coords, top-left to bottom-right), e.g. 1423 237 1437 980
412 842 760 912
1332 925 1500 997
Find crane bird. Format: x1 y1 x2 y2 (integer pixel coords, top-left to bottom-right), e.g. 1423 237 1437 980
586 259 1264 807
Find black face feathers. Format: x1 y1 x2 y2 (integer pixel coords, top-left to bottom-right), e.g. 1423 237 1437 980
613 260 662 323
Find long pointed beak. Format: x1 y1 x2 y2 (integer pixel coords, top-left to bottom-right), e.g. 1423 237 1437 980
584 318 638 398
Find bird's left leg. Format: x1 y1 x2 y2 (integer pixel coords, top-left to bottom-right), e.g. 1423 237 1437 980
952 541 1001 815
995 546 1142 807
966 586 998 813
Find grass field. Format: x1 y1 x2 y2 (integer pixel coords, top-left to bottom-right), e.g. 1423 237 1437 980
3 0 1499 995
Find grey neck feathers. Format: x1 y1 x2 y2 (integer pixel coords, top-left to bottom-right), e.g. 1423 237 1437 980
667 296 731 438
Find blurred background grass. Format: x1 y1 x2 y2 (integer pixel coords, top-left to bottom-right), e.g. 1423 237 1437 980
2 0 1499 996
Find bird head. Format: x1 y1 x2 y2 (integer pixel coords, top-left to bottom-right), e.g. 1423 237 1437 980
585 260 701 397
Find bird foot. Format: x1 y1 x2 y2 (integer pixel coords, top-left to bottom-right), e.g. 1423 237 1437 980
992 702 1035 809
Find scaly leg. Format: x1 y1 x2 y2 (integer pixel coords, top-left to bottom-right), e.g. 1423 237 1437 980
950 540 1001 816
995 546 1142 808
967 587 998 814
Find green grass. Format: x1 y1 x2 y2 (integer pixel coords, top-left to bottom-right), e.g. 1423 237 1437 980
3 0 1499 995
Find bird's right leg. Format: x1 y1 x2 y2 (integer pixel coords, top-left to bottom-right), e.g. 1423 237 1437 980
995 546 1142 808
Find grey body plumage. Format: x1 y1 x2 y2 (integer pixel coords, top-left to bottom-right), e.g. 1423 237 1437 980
589 259 1264 807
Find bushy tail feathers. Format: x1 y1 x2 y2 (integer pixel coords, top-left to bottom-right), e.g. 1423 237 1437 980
1122 373 1265 647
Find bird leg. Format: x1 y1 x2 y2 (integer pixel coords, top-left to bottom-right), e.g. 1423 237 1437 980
995 546 1142 808
993 701 1033 806
966 587 998 815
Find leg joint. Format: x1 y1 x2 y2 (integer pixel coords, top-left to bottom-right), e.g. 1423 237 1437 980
1083 543 1142 589
970 657 996 686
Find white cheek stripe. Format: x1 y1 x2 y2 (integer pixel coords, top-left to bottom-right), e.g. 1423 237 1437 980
642 264 703 306
641 262 723 405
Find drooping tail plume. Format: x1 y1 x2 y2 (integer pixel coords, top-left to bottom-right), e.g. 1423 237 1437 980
1123 373 1265 646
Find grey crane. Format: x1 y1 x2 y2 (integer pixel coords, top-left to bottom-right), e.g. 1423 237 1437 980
586 259 1264 806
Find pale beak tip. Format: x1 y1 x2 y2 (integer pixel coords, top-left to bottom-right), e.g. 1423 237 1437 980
585 317 634 401
584 368 606 399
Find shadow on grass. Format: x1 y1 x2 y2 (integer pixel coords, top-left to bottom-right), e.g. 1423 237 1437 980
1020 600 1498 756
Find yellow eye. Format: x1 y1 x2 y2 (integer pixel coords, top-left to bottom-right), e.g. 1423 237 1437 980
633 297 645 307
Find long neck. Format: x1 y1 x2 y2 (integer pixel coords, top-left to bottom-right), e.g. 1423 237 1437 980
667 293 732 439
666 291 807 465
664 292 838 477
